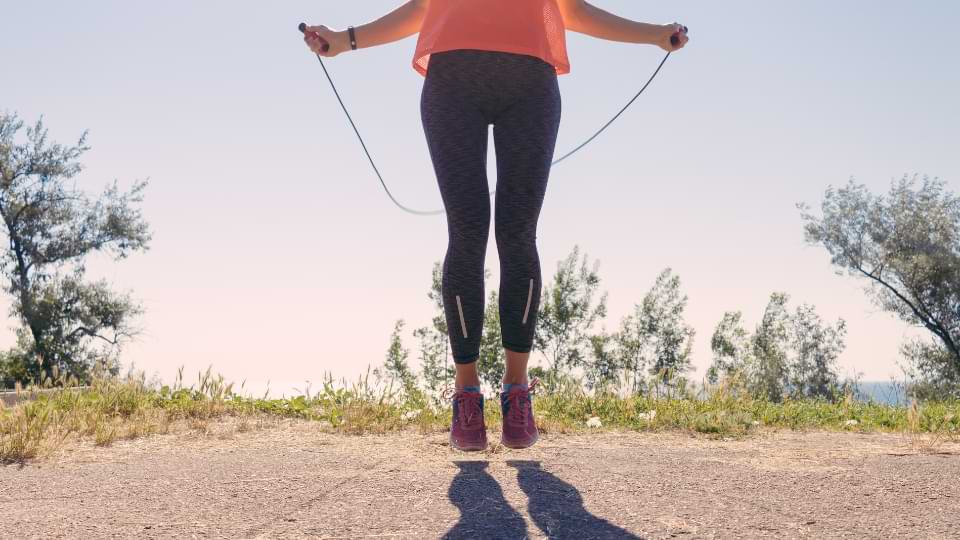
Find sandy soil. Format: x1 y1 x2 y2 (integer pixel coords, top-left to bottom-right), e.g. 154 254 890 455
3 420 959 539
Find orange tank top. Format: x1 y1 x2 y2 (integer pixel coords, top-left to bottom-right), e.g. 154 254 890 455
412 0 570 77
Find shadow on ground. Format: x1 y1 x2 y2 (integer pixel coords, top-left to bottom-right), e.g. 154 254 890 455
445 461 527 539
444 460 643 539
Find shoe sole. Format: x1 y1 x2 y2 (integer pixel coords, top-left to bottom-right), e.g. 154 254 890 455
450 435 488 452
501 431 539 449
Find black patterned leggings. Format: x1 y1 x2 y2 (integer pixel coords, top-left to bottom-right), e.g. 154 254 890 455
420 49 562 365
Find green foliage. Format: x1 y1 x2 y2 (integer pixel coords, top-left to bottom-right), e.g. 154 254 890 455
707 311 750 384
900 337 960 400
0 112 150 385
477 289 505 391
414 262 453 397
799 174 960 385
709 294 850 403
613 269 695 396
750 292 791 402
585 331 621 392
375 320 418 398
639 269 695 397
534 245 607 390
788 303 847 400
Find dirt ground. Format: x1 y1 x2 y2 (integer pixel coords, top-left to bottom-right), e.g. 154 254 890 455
3 420 959 539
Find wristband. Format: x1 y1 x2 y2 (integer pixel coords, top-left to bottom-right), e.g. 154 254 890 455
347 26 357 50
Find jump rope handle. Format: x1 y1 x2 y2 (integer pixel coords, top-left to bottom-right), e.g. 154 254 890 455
670 25 689 47
302 21 679 52
299 22 330 53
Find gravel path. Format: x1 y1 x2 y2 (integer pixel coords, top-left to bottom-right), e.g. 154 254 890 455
3 420 959 539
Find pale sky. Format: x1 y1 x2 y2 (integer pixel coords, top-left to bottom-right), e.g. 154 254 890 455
3 1 958 396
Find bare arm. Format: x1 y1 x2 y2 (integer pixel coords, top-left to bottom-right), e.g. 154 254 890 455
555 0 688 52
304 0 429 57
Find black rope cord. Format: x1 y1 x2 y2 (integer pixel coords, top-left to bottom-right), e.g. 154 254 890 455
303 28 677 216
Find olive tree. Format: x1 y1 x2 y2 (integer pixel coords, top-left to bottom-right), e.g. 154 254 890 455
0 113 150 385
799 175 960 392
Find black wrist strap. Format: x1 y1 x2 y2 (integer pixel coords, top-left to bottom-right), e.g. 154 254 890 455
347 26 357 50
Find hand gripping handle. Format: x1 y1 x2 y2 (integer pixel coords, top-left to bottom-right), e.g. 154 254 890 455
299 23 330 53
671 25 689 47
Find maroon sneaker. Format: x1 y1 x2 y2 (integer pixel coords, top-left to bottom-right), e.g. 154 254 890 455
449 389 487 451
500 379 539 449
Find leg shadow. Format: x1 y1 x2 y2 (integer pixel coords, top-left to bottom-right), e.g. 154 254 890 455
508 460 643 540
444 461 528 540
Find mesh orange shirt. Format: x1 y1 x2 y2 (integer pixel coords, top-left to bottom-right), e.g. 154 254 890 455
412 0 570 77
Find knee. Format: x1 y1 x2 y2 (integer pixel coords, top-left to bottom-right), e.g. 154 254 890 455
448 229 490 259
495 222 537 249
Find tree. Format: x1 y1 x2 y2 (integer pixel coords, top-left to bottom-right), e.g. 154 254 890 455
750 293 791 402
0 113 150 385
414 262 453 395
799 175 960 385
707 311 751 384
477 289 505 392
615 309 652 395
900 336 960 400
787 303 847 400
534 245 607 388
586 330 621 393
743 293 849 402
615 269 696 396
376 319 417 396
639 269 695 397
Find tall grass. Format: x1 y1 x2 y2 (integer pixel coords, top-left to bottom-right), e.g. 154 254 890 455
2 367 958 463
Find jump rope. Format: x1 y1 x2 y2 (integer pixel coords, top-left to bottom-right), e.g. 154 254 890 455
299 23 687 216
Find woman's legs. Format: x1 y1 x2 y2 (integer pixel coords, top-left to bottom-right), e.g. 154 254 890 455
421 50 560 391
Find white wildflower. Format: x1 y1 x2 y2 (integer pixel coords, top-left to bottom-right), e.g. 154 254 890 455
402 410 421 421
586 416 602 428
751 420 760 426
844 419 859 427
637 410 657 422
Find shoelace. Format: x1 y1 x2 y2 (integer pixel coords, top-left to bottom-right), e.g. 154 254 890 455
505 377 540 427
506 391 530 427
454 392 483 429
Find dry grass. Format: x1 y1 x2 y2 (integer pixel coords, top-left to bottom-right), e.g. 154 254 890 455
905 398 960 454
3 368 960 463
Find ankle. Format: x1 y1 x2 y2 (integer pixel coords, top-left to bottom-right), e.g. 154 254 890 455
501 382 529 395
454 363 481 390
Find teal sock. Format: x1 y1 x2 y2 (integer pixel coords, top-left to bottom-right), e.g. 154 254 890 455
502 382 529 394
462 385 481 394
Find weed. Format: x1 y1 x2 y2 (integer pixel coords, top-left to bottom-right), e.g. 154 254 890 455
2 367 960 463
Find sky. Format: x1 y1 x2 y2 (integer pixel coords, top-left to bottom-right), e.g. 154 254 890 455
2 1 958 396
